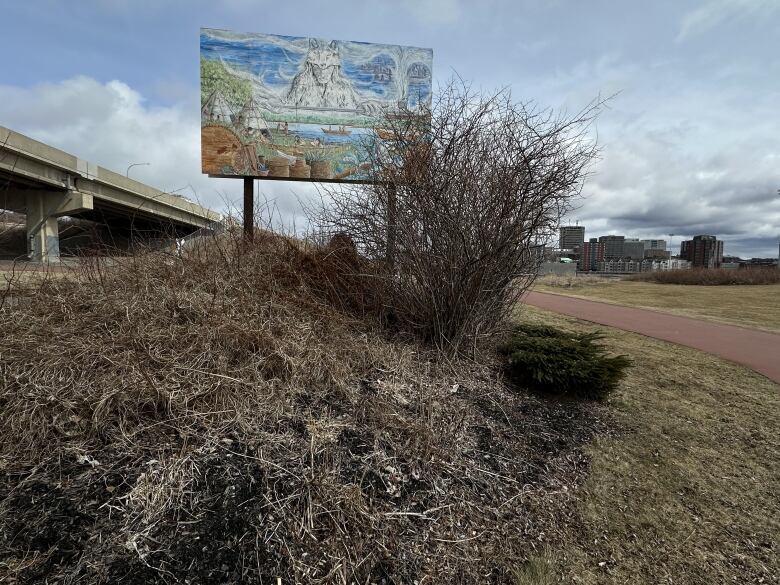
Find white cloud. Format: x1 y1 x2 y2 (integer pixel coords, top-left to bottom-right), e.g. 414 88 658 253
543 52 780 257
575 107 780 255
1 72 776 257
676 0 780 42
0 76 317 228
401 0 464 25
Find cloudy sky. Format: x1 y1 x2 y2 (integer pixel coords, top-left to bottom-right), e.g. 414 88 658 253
1 0 778 257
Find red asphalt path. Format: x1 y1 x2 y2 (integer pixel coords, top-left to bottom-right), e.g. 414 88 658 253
524 291 780 384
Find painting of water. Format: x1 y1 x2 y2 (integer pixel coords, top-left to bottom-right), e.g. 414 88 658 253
200 28 433 182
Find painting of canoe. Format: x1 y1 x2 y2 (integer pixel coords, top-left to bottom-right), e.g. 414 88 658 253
200 28 433 182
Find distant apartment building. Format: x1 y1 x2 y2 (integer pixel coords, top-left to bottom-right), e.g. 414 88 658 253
644 248 671 260
742 258 779 269
641 239 667 251
680 235 724 268
598 235 625 259
559 226 585 252
722 257 779 269
721 255 742 270
578 238 605 271
624 238 646 260
652 258 691 271
598 259 642 273
597 258 691 273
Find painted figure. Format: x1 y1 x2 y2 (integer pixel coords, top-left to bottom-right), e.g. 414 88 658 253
200 29 433 181
286 39 359 109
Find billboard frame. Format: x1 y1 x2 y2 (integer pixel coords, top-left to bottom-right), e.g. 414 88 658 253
200 28 429 242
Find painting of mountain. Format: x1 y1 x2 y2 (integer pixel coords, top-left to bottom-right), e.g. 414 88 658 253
200 28 433 182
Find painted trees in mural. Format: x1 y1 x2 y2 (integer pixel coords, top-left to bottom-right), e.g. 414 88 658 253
200 29 433 181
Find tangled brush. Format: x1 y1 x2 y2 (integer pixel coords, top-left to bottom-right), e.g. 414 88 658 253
0 228 607 583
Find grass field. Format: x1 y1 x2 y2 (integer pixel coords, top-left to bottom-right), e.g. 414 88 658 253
533 276 780 333
515 306 780 584
2 252 777 582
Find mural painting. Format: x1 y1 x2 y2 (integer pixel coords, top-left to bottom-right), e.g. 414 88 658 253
200 28 434 181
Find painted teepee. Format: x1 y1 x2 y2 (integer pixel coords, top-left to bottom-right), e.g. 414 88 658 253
201 90 235 124
236 96 269 132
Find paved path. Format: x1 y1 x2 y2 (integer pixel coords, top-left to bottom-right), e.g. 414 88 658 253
524 291 780 384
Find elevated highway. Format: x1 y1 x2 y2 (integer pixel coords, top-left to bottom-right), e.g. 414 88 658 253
1 126 222 261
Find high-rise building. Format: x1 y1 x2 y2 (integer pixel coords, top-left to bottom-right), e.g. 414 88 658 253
624 239 646 260
598 235 625 259
559 226 585 251
641 239 667 251
680 235 724 268
578 238 605 271
644 248 671 260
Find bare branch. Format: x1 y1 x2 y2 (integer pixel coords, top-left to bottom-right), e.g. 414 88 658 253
315 80 603 354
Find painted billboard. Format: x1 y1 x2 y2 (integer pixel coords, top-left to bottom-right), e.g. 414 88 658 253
200 28 433 181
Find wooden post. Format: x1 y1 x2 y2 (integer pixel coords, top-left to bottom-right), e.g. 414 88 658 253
243 176 254 240
386 183 397 268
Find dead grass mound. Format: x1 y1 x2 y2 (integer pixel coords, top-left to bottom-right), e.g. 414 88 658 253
0 229 607 583
627 267 780 285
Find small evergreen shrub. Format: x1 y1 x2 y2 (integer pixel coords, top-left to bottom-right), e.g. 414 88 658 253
498 324 631 399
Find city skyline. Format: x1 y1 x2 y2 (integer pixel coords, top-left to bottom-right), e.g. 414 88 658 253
0 1 778 256
561 226 780 260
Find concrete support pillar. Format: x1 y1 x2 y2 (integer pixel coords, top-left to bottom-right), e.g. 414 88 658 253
22 189 93 262
26 191 60 262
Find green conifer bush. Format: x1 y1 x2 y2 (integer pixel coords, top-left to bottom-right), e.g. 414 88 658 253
499 324 631 399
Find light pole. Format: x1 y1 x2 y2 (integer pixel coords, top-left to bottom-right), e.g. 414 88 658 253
126 162 150 178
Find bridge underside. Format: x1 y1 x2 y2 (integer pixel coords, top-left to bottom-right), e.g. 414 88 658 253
2 174 209 261
0 126 223 262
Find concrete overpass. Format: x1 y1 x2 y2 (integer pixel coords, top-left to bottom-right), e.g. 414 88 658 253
1 126 222 261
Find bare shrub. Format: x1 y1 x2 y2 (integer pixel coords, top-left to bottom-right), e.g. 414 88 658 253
0 226 608 583
317 80 601 354
627 267 780 285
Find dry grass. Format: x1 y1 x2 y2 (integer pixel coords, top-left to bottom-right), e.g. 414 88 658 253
628 267 780 285
6 227 773 583
535 274 620 290
534 277 780 333
0 229 607 584
518 306 780 584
